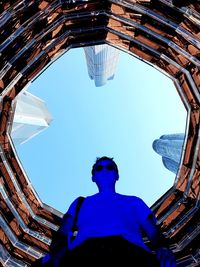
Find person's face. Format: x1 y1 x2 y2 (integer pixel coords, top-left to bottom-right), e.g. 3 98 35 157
92 159 119 186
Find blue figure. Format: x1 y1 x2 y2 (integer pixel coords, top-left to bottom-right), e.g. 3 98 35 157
34 156 176 267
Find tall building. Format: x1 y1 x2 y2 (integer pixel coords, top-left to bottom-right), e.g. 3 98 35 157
83 44 120 87
152 134 185 174
11 91 53 146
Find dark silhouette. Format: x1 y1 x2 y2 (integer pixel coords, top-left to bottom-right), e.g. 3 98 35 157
33 156 176 267
172 0 197 7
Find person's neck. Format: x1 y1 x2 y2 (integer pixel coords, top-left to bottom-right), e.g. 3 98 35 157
98 189 116 195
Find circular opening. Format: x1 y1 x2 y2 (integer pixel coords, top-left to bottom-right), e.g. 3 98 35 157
12 46 187 212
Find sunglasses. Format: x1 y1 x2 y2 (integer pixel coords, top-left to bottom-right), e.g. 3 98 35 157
94 164 116 172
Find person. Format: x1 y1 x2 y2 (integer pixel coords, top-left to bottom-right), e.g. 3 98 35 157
35 156 177 267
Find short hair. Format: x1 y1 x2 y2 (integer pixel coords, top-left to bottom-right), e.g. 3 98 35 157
91 156 119 176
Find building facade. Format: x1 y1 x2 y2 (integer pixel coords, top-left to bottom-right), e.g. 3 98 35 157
11 91 52 146
83 44 120 87
152 134 185 174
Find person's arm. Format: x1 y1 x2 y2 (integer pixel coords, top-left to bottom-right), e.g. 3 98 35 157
142 214 177 267
46 212 74 267
41 196 84 267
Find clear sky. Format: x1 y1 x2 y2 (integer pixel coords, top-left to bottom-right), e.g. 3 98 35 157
15 46 186 214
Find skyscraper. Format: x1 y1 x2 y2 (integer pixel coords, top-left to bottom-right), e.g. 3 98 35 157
152 134 185 174
83 44 120 87
11 91 53 146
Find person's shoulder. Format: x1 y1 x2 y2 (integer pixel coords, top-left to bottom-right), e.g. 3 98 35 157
71 196 85 205
118 194 149 206
86 193 103 199
117 193 143 201
66 196 86 213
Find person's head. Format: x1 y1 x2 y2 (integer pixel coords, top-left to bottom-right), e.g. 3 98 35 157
91 156 119 185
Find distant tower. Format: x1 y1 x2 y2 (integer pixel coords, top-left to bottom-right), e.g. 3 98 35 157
152 134 185 174
83 44 120 87
11 91 53 145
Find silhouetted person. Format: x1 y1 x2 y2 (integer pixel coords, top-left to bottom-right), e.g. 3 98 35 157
36 156 176 267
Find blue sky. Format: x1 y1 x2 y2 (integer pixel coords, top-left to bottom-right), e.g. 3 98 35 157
15 46 186 214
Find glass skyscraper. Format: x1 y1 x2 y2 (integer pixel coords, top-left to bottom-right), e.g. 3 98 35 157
11 91 53 146
152 133 185 174
83 44 120 87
